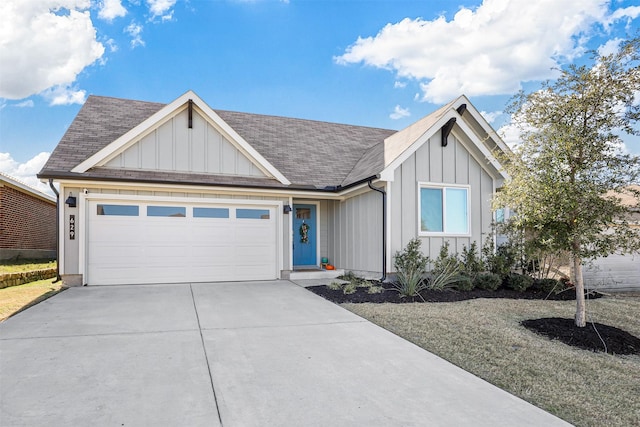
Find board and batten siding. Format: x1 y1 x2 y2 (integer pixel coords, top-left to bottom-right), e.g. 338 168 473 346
326 191 383 274
105 108 266 178
61 187 290 276
390 130 494 266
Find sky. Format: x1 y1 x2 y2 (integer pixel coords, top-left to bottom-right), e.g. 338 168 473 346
1 0 639 195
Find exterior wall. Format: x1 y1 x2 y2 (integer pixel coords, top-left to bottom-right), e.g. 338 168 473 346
326 190 383 274
584 253 640 292
60 185 290 277
389 130 494 267
105 109 266 178
0 185 56 259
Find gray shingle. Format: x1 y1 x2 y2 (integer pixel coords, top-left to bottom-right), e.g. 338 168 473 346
39 95 397 189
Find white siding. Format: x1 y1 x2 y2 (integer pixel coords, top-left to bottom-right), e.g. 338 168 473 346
105 109 267 178
389 130 494 265
584 254 640 291
327 191 383 274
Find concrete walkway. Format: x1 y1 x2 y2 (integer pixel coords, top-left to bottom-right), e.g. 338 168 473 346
0 281 571 426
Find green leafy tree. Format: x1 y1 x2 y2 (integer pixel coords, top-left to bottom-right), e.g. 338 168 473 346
494 37 640 327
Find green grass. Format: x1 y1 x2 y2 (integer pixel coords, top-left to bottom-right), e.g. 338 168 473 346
0 259 56 274
344 295 640 427
0 278 65 321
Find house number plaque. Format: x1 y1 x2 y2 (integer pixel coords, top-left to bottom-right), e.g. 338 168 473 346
69 215 75 240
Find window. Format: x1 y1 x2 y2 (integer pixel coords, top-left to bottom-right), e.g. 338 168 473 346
147 206 186 217
419 185 469 234
193 207 229 218
236 208 270 219
97 204 139 216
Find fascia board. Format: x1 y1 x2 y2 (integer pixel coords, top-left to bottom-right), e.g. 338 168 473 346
455 95 511 154
453 118 509 180
71 90 291 186
379 110 458 182
0 173 56 204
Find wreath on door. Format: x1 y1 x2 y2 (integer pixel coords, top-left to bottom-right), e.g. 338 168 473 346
299 222 310 244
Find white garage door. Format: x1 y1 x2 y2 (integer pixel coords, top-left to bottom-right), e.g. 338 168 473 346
584 253 640 291
87 200 278 285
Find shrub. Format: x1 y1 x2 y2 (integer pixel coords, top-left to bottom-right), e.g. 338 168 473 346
366 285 384 294
460 242 484 278
393 238 429 297
428 242 462 290
453 273 474 291
343 282 357 295
533 278 562 294
474 272 502 291
505 273 533 292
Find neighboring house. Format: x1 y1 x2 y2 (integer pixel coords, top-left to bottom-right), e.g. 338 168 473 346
0 173 56 260
584 185 640 292
38 91 509 286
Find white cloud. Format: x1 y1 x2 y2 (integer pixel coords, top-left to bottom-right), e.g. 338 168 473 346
125 21 145 48
41 85 87 105
0 152 53 195
147 0 176 21
0 0 105 100
597 38 622 56
98 0 127 21
14 100 34 108
390 105 411 120
480 110 502 124
394 81 407 89
335 0 639 103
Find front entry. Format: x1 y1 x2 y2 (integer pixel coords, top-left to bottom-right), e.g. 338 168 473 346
293 204 317 267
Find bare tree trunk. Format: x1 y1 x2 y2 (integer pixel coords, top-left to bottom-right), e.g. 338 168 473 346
572 244 586 327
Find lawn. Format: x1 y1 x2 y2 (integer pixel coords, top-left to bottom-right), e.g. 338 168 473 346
0 278 65 321
0 259 56 274
344 295 640 427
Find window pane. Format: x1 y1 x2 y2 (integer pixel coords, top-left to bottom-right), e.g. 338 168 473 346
193 207 229 218
296 208 311 219
97 204 139 216
420 188 443 232
236 208 270 219
445 188 468 233
495 208 505 223
147 206 186 217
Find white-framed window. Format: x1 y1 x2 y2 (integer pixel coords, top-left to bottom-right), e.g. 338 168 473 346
418 184 470 235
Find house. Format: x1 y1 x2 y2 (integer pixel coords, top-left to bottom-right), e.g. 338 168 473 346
584 185 640 292
0 172 56 260
38 91 509 286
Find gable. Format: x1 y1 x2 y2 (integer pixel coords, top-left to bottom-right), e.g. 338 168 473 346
379 95 508 183
71 91 290 185
104 107 267 178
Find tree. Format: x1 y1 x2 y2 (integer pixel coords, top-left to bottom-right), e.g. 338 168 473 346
494 37 640 327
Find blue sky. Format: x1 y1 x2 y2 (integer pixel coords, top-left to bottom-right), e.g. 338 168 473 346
1 0 639 193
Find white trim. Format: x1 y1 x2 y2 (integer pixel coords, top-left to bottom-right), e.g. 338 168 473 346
384 181 392 273
458 96 511 154
288 195 294 270
453 119 508 180
58 183 66 275
292 200 321 267
50 178 376 201
379 111 456 182
417 182 471 237
71 90 291 185
79 193 283 284
0 173 56 203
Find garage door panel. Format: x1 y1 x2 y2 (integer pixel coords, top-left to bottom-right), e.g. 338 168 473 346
87 200 278 285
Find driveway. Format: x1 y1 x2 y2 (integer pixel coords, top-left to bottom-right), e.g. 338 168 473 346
0 281 571 426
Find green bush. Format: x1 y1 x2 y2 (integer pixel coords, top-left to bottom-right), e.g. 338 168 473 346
393 238 429 297
428 242 461 290
533 278 562 294
460 242 484 277
453 273 474 291
505 273 533 292
474 272 502 291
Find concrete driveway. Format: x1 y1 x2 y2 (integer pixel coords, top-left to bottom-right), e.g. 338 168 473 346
0 280 570 426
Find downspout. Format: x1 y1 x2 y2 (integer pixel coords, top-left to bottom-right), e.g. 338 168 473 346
48 179 62 283
368 180 387 282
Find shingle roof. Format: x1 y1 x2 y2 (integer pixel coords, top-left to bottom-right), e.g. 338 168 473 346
39 95 397 189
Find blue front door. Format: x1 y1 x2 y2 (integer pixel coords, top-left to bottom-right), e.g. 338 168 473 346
293 204 317 266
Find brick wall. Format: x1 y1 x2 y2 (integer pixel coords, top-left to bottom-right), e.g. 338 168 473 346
0 186 56 251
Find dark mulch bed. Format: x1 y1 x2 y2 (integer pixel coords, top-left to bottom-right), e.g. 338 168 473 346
308 282 640 355
307 283 603 304
522 318 640 355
